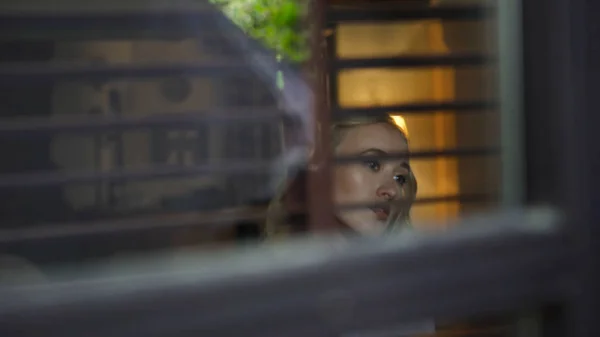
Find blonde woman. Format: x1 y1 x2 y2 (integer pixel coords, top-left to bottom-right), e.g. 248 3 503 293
262 114 440 336
265 114 417 238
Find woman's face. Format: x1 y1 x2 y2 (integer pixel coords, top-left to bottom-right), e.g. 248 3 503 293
333 122 410 235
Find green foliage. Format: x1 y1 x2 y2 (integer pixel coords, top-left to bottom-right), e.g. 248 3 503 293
209 0 310 63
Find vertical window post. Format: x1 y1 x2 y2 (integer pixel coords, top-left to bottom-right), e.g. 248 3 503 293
308 0 335 232
498 0 525 207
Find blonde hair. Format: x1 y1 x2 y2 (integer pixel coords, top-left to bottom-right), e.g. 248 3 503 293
264 115 416 238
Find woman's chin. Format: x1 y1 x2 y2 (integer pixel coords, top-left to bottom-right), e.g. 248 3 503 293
337 211 388 236
349 220 387 236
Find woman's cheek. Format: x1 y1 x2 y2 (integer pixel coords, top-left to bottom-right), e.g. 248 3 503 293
348 168 373 199
334 165 374 204
334 167 357 201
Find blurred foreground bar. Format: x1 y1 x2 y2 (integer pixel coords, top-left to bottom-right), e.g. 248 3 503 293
0 208 570 337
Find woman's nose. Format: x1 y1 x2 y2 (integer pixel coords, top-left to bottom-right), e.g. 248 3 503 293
376 182 398 200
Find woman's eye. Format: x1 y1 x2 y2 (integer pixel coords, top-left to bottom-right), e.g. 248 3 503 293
394 174 407 185
364 160 381 172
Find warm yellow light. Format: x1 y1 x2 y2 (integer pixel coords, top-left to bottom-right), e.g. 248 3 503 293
390 114 409 138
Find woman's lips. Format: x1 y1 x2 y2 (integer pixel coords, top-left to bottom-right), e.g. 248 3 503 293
370 205 390 221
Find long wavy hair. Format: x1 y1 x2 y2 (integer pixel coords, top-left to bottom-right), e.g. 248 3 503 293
263 115 417 239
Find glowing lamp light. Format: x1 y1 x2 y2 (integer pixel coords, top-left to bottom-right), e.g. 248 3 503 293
390 114 409 139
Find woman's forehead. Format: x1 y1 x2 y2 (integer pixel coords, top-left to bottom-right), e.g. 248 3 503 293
336 123 408 153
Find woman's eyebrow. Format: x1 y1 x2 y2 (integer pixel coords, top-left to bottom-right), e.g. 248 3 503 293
358 148 388 156
359 148 411 169
359 148 409 158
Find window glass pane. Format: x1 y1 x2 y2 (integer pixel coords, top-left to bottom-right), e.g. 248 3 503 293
336 19 496 59
0 34 287 266
337 66 496 108
411 202 461 227
410 156 500 196
403 112 500 151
